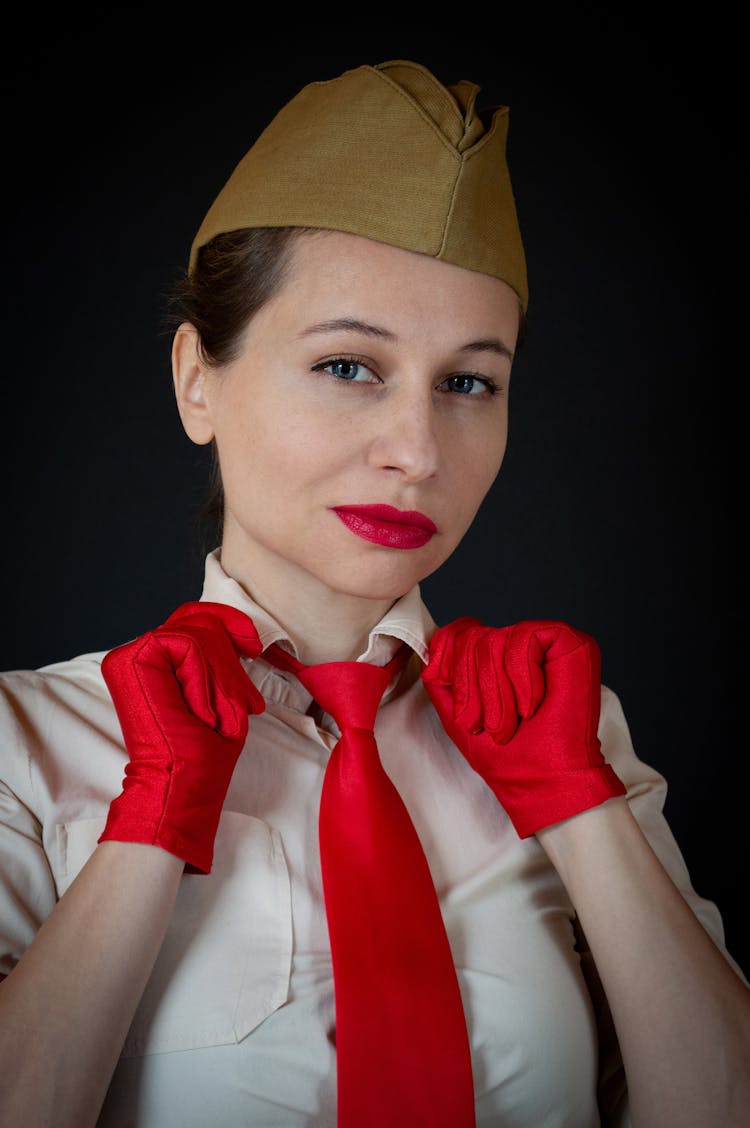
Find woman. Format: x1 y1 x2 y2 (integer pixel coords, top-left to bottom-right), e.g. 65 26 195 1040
1 58 748 1127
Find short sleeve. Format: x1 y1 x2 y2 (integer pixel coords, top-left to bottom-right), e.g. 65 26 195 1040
0 686 58 974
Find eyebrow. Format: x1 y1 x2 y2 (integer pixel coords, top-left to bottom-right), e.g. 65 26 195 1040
297 317 396 341
459 337 515 362
297 317 514 360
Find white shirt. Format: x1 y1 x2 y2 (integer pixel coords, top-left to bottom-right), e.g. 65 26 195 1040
0 550 737 1126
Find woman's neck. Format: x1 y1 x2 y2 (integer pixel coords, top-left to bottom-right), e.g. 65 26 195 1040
219 544 398 665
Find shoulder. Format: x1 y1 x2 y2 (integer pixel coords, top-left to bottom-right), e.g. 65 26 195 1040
0 650 112 720
0 650 122 795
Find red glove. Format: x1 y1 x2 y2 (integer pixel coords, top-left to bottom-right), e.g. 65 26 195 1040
421 617 626 837
98 601 265 873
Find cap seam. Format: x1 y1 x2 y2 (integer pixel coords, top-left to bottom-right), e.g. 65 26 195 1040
369 65 464 162
437 108 507 259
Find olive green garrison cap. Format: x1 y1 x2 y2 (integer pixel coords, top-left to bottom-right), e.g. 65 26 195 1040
189 59 528 310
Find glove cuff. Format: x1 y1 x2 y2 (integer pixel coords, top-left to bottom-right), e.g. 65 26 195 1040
97 774 220 874
496 765 627 838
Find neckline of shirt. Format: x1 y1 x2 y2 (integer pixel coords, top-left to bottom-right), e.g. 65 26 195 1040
199 549 435 716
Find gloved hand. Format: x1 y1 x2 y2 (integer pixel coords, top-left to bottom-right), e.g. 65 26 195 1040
421 617 626 837
98 601 265 873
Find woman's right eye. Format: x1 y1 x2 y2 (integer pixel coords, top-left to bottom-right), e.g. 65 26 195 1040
311 357 378 383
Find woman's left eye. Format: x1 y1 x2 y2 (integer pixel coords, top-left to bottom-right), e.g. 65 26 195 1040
313 357 376 383
440 374 497 396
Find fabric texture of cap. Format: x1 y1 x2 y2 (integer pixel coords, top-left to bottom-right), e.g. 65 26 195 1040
189 60 528 310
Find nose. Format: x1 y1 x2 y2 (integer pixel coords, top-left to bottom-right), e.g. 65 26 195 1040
366 384 440 483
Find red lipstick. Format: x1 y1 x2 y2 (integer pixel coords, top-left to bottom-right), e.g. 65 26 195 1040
332 504 437 549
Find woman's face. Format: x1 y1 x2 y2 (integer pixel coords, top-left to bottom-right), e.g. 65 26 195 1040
175 230 520 613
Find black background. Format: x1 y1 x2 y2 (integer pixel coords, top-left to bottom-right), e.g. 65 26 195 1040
2 26 746 970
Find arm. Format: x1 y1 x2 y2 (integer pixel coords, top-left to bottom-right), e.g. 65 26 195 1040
538 797 750 1127
0 601 264 1127
422 617 750 1127
0 842 184 1127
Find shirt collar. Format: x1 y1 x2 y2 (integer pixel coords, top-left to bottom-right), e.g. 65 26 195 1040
199 549 435 715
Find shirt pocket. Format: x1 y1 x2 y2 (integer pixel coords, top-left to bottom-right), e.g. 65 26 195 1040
57 810 293 1055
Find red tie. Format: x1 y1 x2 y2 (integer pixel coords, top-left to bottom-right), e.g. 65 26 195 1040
264 642 475 1127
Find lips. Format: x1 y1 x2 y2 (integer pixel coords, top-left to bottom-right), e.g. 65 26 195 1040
332 504 437 549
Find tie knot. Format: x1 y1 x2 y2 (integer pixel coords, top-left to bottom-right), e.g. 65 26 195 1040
298 661 390 731
263 643 409 732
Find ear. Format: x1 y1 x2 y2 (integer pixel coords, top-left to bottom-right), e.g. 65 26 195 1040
172 323 215 445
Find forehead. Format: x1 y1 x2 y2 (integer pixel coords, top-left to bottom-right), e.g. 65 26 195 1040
271 229 521 339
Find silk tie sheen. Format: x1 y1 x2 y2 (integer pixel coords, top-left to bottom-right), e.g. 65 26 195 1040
263 642 475 1127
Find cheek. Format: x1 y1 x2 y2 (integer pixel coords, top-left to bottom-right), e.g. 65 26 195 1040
444 431 507 541
218 405 352 500
451 422 508 497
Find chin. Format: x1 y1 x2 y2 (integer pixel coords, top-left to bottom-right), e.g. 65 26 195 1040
321 552 446 603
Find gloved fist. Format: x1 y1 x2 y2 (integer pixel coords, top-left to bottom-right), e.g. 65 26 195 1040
421 617 626 837
98 601 265 873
